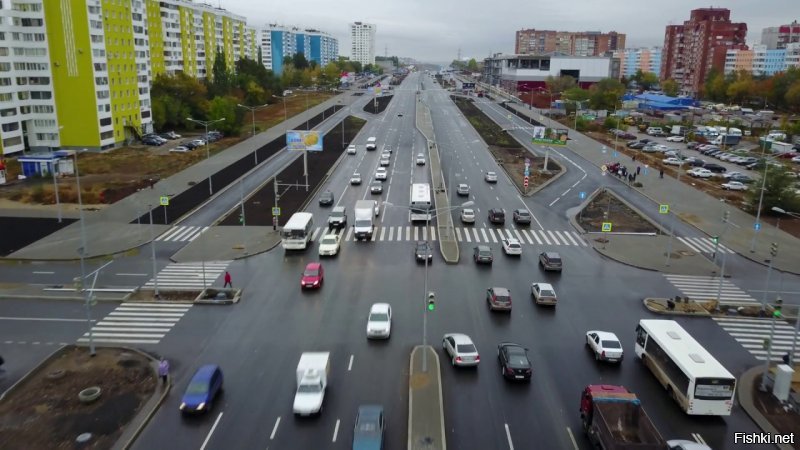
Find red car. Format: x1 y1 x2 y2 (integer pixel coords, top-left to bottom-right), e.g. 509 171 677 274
301 262 324 289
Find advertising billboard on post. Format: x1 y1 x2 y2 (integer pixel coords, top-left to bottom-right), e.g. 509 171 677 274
286 130 323 152
531 126 568 146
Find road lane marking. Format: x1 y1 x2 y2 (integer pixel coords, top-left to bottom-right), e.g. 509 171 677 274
348 354 354 371
32 271 54 274
199 412 223 450
332 419 340 442
270 417 281 440
549 197 560 207
692 433 707 444
0 316 93 322
115 273 148 276
505 423 514 450
566 427 579 450
516 195 543 230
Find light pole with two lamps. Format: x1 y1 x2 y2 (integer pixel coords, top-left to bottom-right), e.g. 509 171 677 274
237 103 270 165
383 200 474 372
186 117 226 196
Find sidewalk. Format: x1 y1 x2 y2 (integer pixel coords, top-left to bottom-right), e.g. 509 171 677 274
737 365 796 450
408 345 446 450
501 100 800 275
5 95 348 261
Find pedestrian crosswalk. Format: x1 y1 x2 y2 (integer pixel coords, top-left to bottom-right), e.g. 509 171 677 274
676 237 734 254
310 226 588 246
155 225 209 242
143 261 231 290
713 317 800 362
663 274 758 303
78 302 191 345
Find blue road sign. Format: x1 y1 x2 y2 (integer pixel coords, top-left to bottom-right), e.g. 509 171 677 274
754 222 761 231
612 151 618 157
579 191 586 199
524 169 530 177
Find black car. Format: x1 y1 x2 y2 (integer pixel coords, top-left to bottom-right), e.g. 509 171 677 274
318 190 334 206
512 209 531 225
619 132 637 140
142 137 163 146
473 245 493 264
687 142 700 150
702 163 727 173
327 206 347 229
414 241 433 263
498 343 532 381
685 158 706 167
184 141 199 149
370 181 383 194
628 142 646 150
728 174 755 184
488 208 505 224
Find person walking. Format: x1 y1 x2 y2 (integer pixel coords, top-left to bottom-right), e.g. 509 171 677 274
158 357 169 384
659 168 664 179
636 166 641 175
632 154 636 162
224 271 232 288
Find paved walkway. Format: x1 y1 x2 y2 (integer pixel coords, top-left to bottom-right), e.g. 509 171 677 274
408 345 446 450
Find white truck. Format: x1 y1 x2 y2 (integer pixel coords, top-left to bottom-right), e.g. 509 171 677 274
354 199 378 241
293 352 330 415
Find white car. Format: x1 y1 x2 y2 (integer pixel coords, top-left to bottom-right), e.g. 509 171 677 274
792 155 800 164
721 181 748 191
501 238 522 256
460 208 475 224
347 144 357 155
687 168 713 178
442 333 480 367
416 153 426 165
318 234 341 256
722 171 744 179
380 157 390 167
350 173 362 185
666 440 712 450
381 151 391 160
366 303 392 339
666 136 685 142
662 157 683 166
457 184 470 196
375 168 388 180
484 171 498 183
531 282 557 305
170 146 190 153
585 330 624 363
381 146 392 154
189 138 206 147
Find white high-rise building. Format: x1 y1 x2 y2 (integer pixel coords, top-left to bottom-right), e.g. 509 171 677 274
350 22 375 66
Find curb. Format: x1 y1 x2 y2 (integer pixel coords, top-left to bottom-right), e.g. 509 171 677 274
0 293 128 302
587 239 660 273
408 345 446 450
737 366 795 450
0 345 62 402
114 348 171 450
642 298 712 317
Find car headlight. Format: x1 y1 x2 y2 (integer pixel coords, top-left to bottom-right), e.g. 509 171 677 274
313 281 319 286
179 402 186 410
197 402 205 410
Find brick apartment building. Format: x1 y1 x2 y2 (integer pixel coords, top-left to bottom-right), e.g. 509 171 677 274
515 29 625 57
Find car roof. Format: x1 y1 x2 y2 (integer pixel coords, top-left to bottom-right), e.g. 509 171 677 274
514 209 530 214
192 364 221 381
476 245 491 251
458 183 468 187
490 287 510 295
588 330 619 341
503 237 520 244
541 251 560 258
445 333 474 345
332 206 345 212
305 262 321 270
321 233 338 240
370 303 390 313
498 342 524 350
462 208 474 213
534 282 554 290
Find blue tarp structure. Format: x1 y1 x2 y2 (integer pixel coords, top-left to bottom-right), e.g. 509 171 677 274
622 93 698 111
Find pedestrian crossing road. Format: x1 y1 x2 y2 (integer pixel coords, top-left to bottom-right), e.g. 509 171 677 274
713 317 800 362
676 237 734 254
78 302 191 345
312 226 589 246
155 225 209 242
144 261 231 290
663 274 757 303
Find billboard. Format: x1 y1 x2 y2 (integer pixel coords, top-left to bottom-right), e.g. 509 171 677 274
286 130 323 151
462 82 475 90
531 126 569 146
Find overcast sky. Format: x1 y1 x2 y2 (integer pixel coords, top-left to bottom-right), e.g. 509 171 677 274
220 0 798 64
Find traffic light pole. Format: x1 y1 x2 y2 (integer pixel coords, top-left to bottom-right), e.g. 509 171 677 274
422 213 430 373
715 211 732 304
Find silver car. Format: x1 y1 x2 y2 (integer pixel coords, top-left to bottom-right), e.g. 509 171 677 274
484 171 498 183
442 333 480 367
460 208 475 224
380 157 390 167
457 183 470 196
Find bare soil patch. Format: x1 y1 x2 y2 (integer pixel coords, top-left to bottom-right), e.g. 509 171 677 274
753 375 800 441
579 189 659 233
0 346 155 450
129 289 200 301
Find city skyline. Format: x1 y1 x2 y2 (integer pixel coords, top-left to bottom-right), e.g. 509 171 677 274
220 0 798 63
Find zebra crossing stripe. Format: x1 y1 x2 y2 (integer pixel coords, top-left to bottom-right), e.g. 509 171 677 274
455 228 462 242
479 228 488 242
538 230 551 245
371 229 377 242
404 226 409 240
563 231 579 246
513 229 524 242
188 226 209 241
472 228 480 242
156 227 183 242
311 227 321 241
487 228 497 243
677 237 701 252
379 227 386 241
430 227 436 241
529 230 542 244
464 228 472 242
174 227 199 241
412 227 418 241
388 226 394 241
548 230 564 245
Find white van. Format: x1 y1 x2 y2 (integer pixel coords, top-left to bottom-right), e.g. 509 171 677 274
365 137 377 151
646 127 664 136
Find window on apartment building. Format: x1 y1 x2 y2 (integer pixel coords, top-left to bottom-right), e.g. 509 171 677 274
17 91 29 100
99 117 111 127
21 18 44 27
2 122 19 132
3 136 23 147
0 107 16 117
30 91 51 100
100 130 114 140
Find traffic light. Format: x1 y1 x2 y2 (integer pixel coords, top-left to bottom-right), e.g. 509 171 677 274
774 299 783 318
711 236 719 244
770 242 778 257
427 292 435 312
239 212 244 224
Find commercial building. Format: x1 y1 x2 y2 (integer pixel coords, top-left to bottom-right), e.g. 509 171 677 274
483 54 620 93
725 43 800 76
661 8 747 95
350 22 376 66
761 21 800 50
0 0 257 156
260 25 338 75
515 29 625 57
614 47 663 78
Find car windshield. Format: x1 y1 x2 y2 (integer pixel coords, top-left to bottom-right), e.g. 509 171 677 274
303 268 319 277
457 344 477 353
185 380 208 395
601 340 622 349
517 211 530 217
479 250 491 256
355 219 372 227
321 237 336 245
297 384 321 393
369 313 389 322
540 289 555 297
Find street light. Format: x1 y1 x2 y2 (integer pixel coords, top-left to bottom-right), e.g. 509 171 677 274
237 103 270 166
772 207 800 365
186 117 225 196
384 200 474 372
750 138 773 253
72 149 95 356
272 94 295 124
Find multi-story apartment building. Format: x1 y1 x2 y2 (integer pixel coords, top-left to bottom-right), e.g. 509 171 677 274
761 21 800 50
725 43 800 76
661 8 747 95
0 0 257 156
350 22 375 66
613 47 663 78
304 29 338 68
259 25 338 75
515 29 625 56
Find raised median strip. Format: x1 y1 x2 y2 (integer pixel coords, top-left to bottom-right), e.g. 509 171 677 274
408 345 446 450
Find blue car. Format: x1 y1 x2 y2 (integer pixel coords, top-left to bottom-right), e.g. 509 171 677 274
352 405 385 450
180 365 223 414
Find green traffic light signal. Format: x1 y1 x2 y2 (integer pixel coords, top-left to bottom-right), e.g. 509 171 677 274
427 300 435 311
711 236 719 244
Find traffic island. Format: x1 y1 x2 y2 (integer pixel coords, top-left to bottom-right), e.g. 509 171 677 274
408 345 446 450
643 297 713 316
196 287 241 304
0 346 162 450
738 366 800 450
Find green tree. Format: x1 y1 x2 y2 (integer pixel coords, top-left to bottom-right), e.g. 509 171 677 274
662 78 679 97
546 75 577 94
207 96 243 135
467 58 479 71
150 73 209 129
745 166 800 214
703 68 728 102
727 75 754 105
209 47 230 96
320 62 341 88
588 78 625 110
292 52 309 70
785 81 800 113
638 71 659 91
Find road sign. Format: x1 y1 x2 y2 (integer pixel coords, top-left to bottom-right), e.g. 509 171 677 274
601 146 607 154
754 222 761 231
612 151 618 157
601 165 608 172
525 157 531 165
659 204 669 214
159 196 169 206
524 168 530 177
272 207 281 216
579 191 586 200
523 176 529 187
601 222 613 232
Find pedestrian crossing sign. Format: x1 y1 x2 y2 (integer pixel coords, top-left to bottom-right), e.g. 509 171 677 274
601 222 612 232
272 207 281 216
659 204 669 214
159 196 169 206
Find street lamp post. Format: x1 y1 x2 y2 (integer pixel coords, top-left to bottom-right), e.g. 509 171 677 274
771 207 800 364
237 103 269 165
750 139 771 253
186 117 226 197
72 150 95 355
665 152 684 266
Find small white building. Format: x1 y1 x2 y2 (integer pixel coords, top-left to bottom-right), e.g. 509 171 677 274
483 53 620 92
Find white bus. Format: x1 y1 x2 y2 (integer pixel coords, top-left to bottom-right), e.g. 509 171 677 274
281 212 314 250
410 183 432 222
634 319 736 416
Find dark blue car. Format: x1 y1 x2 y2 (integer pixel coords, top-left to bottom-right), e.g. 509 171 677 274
352 405 384 450
180 364 223 414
